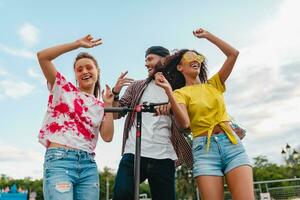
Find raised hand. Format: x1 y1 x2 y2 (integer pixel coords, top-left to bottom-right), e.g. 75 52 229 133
76 34 102 48
193 28 239 84
193 28 210 39
113 71 134 94
154 72 172 92
102 84 114 106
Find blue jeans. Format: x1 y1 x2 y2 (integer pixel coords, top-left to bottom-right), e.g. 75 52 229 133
192 132 252 177
113 153 175 200
43 148 99 200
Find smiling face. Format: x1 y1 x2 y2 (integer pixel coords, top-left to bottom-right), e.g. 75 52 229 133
74 58 99 92
177 51 204 77
145 53 163 77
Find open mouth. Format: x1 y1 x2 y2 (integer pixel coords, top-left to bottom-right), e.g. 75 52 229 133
81 74 92 81
190 61 200 69
147 67 153 73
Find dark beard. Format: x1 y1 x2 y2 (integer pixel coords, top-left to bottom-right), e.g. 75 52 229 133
148 61 165 81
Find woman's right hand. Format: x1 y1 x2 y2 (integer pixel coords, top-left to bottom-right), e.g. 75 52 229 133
76 34 102 48
154 72 172 92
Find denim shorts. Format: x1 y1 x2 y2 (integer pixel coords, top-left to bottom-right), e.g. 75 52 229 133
192 132 252 177
43 148 99 200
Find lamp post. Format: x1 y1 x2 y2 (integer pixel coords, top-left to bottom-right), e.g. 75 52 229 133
281 143 299 177
106 177 109 200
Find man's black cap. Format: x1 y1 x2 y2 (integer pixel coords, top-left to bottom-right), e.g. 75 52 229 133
145 46 170 57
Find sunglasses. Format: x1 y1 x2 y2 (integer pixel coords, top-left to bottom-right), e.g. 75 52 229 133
182 52 205 64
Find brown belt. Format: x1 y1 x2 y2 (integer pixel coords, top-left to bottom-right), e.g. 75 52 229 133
197 131 224 137
199 131 225 136
197 122 232 137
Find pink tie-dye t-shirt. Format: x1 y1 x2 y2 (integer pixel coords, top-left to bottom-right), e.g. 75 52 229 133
38 72 104 153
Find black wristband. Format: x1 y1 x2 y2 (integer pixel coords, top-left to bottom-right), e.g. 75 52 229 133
112 87 120 95
113 94 119 101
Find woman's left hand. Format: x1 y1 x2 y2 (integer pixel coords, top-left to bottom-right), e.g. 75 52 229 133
102 84 114 106
193 28 210 39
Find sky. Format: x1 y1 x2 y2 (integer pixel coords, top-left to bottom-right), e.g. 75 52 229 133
0 0 299 179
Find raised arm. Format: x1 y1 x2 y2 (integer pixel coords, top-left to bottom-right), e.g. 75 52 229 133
37 35 102 88
154 72 190 129
193 28 239 84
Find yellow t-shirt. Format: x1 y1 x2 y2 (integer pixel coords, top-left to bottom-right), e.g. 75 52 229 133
173 73 238 150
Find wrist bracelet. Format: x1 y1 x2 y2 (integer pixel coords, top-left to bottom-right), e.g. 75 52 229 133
113 95 119 101
112 87 120 95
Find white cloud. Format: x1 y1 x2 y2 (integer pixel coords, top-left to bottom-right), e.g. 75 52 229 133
226 0 300 163
0 142 44 179
28 68 40 78
18 22 39 47
0 144 42 162
0 79 35 99
0 67 8 76
0 23 38 59
0 43 35 59
27 67 44 81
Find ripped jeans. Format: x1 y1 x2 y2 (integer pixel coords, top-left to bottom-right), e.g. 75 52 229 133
43 148 100 200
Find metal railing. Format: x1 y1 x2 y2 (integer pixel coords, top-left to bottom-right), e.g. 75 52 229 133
224 177 300 200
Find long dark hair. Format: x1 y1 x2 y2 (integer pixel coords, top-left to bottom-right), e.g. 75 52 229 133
73 52 101 98
162 49 208 90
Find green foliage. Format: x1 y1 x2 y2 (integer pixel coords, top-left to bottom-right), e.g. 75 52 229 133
253 155 300 180
99 167 115 200
253 156 288 181
139 182 151 198
252 155 300 190
98 167 151 199
175 164 197 200
0 175 43 200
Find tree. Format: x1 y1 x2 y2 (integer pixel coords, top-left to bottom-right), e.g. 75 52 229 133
176 164 197 200
99 167 115 200
99 167 151 199
0 176 43 200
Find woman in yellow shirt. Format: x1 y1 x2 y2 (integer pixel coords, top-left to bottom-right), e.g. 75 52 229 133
155 28 254 200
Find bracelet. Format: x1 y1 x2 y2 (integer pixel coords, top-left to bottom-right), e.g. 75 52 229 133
112 87 120 95
113 94 119 101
